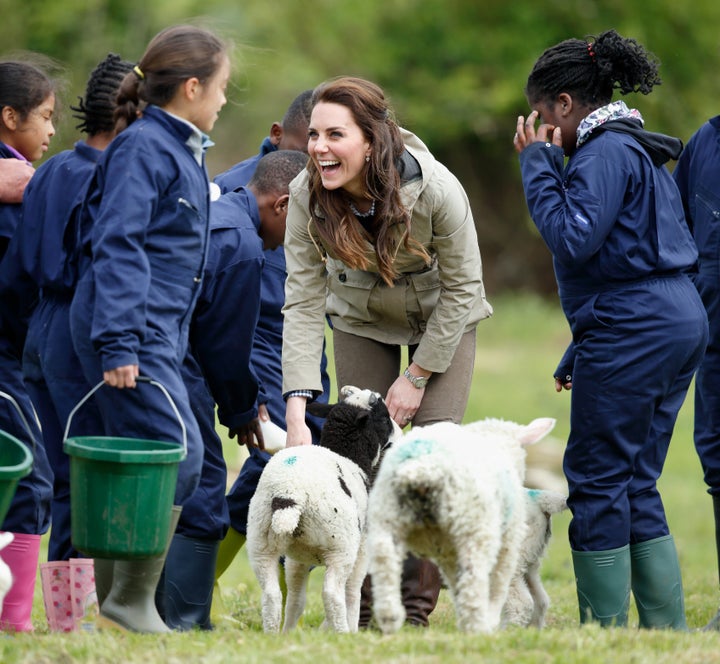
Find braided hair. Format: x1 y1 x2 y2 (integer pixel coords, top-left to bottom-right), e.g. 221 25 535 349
71 53 133 135
525 29 662 108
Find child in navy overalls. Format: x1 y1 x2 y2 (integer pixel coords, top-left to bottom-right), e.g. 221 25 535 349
515 30 707 629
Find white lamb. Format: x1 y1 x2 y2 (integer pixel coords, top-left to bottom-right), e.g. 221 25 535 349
246 386 401 633
502 488 568 628
367 416 556 634
0 531 14 615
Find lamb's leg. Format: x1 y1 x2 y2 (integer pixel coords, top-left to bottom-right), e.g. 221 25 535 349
502 576 534 627
345 544 368 633
322 554 353 633
453 544 493 633
250 553 283 633
525 563 550 628
368 530 406 635
283 558 310 632
488 536 523 631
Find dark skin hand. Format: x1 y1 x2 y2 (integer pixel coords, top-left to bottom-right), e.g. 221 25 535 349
230 417 265 451
514 109 570 395
513 110 563 154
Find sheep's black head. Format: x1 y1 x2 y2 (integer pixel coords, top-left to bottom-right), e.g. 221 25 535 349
307 385 395 479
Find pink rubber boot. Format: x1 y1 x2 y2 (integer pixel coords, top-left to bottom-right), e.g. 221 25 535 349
70 558 97 631
0 532 41 632
40 561 74 632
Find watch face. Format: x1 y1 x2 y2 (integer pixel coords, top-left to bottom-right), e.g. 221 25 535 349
405 369 428 388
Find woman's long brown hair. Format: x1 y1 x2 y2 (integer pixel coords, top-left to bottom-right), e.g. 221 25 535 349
307 76 430 286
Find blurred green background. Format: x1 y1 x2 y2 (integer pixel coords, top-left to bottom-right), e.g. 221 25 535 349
5 0 720 297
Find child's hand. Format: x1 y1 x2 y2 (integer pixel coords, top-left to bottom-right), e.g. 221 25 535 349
513 111 562 153
103 364 139 388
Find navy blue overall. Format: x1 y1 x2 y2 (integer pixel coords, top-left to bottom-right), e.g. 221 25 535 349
519 126 708 552
214 153 330 536
673 116 720 497
70 106 210 506
8 142 105 559
178 188 264 540
0 144 53 535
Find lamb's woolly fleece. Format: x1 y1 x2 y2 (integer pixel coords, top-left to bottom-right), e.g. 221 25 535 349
0 531 15 614
367 416 556 634
502 489 568 628
246 386 398 633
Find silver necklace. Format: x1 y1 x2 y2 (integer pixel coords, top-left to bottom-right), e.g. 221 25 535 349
349 199 376 218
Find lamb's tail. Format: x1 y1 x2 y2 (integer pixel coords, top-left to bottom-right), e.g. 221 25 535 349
270 496 303 536
394 457 445 494
528 489 568 516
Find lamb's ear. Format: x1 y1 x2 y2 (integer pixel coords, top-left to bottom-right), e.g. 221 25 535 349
307 402 335 418
353 408 371 425
517 417 556 447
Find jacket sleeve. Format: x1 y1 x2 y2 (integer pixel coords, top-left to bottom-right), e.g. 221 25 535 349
281 187 328 395
412 166 486 373
190 236 262 429
89 138 162 371
519 141 626 267
672 132 697 235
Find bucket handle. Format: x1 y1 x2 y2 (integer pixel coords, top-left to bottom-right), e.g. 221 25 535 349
0 390 37 453
62 376 187 454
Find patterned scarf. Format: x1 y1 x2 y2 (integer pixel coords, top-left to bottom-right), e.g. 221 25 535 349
576 100 643 148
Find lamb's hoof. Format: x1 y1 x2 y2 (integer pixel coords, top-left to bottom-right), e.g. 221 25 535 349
376 612 405 635
702 609 720 631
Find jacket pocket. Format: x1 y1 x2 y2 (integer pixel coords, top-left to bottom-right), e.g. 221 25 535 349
409 263 441 326
326 267 379 325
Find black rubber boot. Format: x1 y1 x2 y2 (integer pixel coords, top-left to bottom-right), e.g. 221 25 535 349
161 535 219 631
703 495 720 631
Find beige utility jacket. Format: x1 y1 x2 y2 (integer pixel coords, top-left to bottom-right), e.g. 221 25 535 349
282 129 492 395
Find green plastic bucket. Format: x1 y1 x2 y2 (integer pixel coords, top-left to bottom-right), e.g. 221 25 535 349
0 391 35 524
63 378 187 559
0 431 32 525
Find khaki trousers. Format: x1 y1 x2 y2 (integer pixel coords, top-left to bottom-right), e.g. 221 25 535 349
332 327 477 426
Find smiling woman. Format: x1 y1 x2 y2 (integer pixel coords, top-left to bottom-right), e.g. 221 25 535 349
281 75 493 630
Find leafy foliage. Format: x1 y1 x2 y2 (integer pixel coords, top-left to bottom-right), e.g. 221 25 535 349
5 0 720 293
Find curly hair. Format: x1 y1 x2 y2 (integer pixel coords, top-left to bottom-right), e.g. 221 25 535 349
525 29 662 108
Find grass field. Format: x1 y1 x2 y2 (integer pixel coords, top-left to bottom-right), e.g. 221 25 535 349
3 293 720 663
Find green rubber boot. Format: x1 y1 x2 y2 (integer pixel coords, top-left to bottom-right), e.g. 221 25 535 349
93 558 114 609
210 528 246 624
96 505 182 633
631 535 688 630
572 545 631 627
214 527 246 582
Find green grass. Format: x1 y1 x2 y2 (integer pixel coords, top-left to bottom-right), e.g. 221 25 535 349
5 293 720 663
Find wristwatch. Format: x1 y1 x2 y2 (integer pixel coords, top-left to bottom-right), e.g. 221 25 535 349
403 367 429 389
